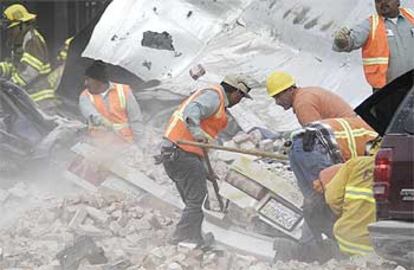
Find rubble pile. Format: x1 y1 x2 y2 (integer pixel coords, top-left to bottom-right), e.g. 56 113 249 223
214 129 295 185
0 186 275 270
0 178 401 269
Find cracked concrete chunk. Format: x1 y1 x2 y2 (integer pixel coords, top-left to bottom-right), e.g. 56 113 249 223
86 206 109 224
141 31 175 51
68 207 88 229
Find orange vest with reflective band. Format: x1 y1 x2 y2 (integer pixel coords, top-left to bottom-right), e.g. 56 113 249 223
362 8 414 89
81 83 134 143
164 85 228 157
321 117 378 161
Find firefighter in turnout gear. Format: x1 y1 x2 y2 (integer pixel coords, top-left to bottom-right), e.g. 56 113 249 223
0 4 56 113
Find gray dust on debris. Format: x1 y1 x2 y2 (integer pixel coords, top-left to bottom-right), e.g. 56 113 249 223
141 31 175 52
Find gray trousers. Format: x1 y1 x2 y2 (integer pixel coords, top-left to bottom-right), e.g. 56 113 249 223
162 147 207 242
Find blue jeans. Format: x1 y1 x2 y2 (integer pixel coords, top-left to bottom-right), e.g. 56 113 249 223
289 137 335 243
289 138 334 198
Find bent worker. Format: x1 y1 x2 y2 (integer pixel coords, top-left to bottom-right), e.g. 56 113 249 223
0 4 55 111
274 156 377 263
333 0 414 90
79 60 144 144
160 74 255 246
289 117 377 245
315 156 376 257
266 71 356 126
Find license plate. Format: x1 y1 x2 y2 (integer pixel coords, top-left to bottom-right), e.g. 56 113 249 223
401 189 414 201
257 195 302 231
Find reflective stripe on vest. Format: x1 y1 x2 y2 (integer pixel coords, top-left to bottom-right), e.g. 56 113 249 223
345 186 376 204
165 88 223 141
331 118 378 160
164 86 228 156
335 234 374 256
85 84 134 143
334 118 358 159
362 8 414 88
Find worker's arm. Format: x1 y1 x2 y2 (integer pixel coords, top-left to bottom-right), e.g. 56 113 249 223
11 30 51 87
182 90 221 141
79 93 105 125
294 103 323 126
333 19 370 52
125 89 145 144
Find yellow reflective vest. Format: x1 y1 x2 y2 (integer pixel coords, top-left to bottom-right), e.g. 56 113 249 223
325 156 376 256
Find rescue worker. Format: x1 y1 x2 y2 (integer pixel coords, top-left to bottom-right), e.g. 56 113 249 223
314 156 376 257
79 60 144 144
266 71 356 126
0 4 55 111
274 155 376 263
160 74 254 246
289 117 377 245
333 0 414 90
290 117 377 199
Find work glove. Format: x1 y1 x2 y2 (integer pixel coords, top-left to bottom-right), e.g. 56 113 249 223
334 27 351 50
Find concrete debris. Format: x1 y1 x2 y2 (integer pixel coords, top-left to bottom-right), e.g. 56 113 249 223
86 206 110 224
69 207 88 229
0 132 398 270
258 139 274 152
232 132 251 144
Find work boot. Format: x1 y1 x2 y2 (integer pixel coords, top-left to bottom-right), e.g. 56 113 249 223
168 232 215 251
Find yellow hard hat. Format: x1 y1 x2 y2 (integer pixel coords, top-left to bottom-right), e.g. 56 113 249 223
4 4 37 29
266 71 296 97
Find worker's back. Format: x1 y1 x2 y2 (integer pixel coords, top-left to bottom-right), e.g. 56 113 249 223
293 87 355 126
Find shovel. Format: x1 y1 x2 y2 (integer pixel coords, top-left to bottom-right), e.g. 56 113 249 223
203 148 226 211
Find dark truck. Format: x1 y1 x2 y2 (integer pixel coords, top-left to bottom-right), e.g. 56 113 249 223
356 70 414 268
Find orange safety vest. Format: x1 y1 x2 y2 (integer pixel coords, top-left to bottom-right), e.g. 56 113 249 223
321 117 378 161
164 85 228 157
81 83 134 143
362 8 414 89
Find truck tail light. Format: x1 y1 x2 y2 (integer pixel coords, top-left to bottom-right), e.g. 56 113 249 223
374 148 393 201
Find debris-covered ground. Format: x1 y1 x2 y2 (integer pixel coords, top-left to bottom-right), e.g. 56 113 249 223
0 128 407 270
0 183 402 270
